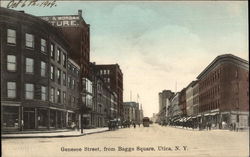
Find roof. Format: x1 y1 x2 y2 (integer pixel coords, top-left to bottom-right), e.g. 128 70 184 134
197 54 249 79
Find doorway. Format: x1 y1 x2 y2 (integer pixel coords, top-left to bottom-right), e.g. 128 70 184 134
23 108 35 130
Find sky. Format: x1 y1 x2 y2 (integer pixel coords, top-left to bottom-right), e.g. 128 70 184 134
2 1 248 117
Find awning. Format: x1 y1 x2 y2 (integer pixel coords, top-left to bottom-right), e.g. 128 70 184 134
204 113 210 116
186 117 192 121
210 112 218 116
197 115 201 117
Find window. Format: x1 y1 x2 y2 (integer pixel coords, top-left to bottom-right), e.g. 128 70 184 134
63 91 66 104
57 89 61 103
7 82 16 98
41 86 46 101
41 38 47 52
68 77 71 88
72 79 75 89
7 29 16 44
50 43 55 59
7 55 16 71
57 49 61 63
57 69 61 84
69 95 72 105
50 88 55 103
235 69 238 78
25 58 34 73
62 53 66 67
25 33 34 48
41 61 46 77
25 83 34 99
63 72 66 86
50 65 54 80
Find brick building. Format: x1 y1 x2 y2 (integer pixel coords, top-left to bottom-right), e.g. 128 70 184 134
92 64 123 121
0 8 79 131
179 88 187 117
197 54 249 129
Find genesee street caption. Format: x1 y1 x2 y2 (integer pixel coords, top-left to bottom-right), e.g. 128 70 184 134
61 146 188 153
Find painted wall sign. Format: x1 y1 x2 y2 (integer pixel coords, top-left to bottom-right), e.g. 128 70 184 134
40 15 80 27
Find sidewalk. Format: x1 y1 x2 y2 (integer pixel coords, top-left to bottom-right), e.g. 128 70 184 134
1 127 109 139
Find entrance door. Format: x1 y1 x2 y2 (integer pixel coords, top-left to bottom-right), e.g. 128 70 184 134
23 109 35 130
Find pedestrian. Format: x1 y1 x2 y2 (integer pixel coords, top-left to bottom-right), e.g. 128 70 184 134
138 123 140 127
133 122 136 128
233 122 236 131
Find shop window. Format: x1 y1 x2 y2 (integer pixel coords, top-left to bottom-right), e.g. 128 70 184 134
25 33 34 48
25 83 34 99
7 55 16 71
7 29 16 44
38 109 48 128
3 106 19 129
7 82 16 98
41 38 47 53
25 58 34 73
50 110 56 128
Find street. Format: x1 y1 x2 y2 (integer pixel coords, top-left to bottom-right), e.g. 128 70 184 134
2 124 249 157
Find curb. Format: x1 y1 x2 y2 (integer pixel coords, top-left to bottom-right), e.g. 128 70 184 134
2 130 109 139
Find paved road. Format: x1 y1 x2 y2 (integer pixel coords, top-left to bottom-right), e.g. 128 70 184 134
2 124 249 157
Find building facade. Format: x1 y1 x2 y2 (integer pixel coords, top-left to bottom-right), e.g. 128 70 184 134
158 90 175 124
179 88 187 117
186 81 197 117
0 8 79 131
92 64 123 121
197 54 249 129
123 102 140 124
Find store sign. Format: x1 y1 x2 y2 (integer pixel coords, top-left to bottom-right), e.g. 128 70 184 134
40 16 80 27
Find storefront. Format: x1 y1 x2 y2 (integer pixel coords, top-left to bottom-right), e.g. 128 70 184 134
2 105 20 131
2 104 77 132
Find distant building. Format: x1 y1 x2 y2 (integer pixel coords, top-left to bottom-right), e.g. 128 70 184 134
123 102 140 123
186 81 198 117
139 104 144 123
158 90 175 124
179 88 187 117
92 64 123 121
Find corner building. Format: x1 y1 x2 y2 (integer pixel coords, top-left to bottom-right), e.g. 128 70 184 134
0 8 77 131
197 54 249 129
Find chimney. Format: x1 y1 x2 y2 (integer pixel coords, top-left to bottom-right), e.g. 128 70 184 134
78 10 82 17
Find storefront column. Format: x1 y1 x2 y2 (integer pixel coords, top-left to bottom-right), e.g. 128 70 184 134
55 111 58 129
35 108 38 129
48 109 50 130
20 106 23 131
66 112 69 128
